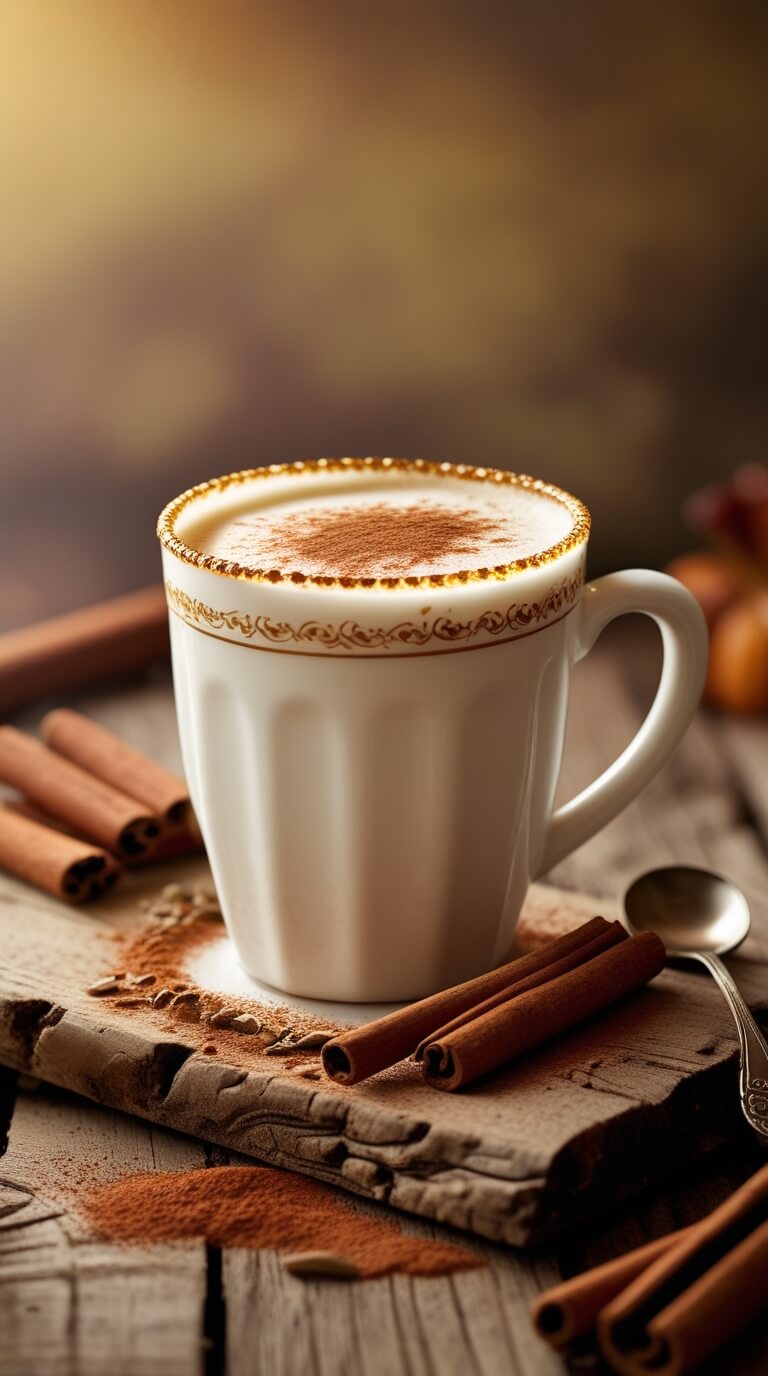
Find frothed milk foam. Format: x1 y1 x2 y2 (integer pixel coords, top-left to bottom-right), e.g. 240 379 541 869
184 470 574 581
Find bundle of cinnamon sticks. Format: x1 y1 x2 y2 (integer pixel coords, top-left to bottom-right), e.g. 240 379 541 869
532 1161 768 1376
0 709 202 903
321 917 666 1092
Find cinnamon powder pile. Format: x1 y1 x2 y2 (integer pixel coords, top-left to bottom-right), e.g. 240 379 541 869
82 1165 482 1279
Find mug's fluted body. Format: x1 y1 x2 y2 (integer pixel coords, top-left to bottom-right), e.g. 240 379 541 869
158 459 707 1001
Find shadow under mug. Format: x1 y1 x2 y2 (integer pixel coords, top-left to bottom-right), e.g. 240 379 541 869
158 459 708 1001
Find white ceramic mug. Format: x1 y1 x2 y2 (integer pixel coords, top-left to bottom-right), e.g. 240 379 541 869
158 459 707 1001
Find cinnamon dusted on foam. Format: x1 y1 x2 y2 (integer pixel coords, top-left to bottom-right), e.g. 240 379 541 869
235 502 509 579
187 482 574 581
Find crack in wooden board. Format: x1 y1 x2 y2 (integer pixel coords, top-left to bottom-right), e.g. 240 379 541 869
0 860 765 1247
0 1088 209 1376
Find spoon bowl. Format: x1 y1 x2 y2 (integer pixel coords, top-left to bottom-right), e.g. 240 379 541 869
624 865 751 958
623 864 768 1140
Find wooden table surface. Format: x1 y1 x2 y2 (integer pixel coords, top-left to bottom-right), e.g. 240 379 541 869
1 620 767 1376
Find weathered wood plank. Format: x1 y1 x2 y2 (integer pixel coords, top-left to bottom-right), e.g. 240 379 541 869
0 1083 567 1376
0 1086 207 1376
0 860 761 1249
221 1185 563 1376
2 1082 764 1376
1 1078 572 1376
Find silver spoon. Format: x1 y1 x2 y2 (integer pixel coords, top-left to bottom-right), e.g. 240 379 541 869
624 865 768 1140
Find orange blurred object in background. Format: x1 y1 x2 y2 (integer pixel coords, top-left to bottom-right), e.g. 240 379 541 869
668 465 768 713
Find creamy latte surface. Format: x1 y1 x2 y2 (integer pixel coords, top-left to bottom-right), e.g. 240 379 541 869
183 472 575 580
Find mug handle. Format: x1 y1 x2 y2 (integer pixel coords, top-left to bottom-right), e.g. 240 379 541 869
537 569 708 875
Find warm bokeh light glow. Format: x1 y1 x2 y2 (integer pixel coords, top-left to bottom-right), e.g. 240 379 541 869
2 1 766 624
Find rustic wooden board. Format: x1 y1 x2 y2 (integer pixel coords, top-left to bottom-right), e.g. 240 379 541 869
1 675 766 1248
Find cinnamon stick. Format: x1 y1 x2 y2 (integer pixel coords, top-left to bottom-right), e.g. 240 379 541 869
0 586 169 715
422 932 665 1090
42 709 191 826
321 916 617 1085
0 805 122 902
414 921 626 1058
0 726 162 860
598 1163 768 1376
8 796 204 867
532 1228 694 1348
128 823 205 865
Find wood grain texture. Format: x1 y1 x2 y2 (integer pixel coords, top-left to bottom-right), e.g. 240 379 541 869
0 1085 207 1376
0 1079 568 1376
220 1139 565 1376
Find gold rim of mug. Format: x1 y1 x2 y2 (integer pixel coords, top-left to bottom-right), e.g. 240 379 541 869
156 457 591 591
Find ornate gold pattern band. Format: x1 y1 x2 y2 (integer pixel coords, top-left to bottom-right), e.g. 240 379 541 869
165 570 583 656
157 458 591 591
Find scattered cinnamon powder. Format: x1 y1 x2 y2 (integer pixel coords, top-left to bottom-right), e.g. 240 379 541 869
94 883 343 1065
82 1165 482 1279
210 501 513 579
121 905 225 995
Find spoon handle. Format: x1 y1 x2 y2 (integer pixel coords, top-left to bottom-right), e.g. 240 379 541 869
696 952 768 1139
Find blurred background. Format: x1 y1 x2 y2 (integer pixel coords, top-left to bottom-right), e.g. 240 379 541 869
2 0 767 629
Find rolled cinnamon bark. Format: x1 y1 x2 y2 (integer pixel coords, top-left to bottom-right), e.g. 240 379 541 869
322 916 617 1085
421 931 666 1091
128 821 205 865
598 1163 768 1376
531 1228 693 1348
0 586 169 715
8 794 203 866
414 922 626 1058
6 796 79 835
0 726 162 860
0 805 122 902
42 709 190 826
